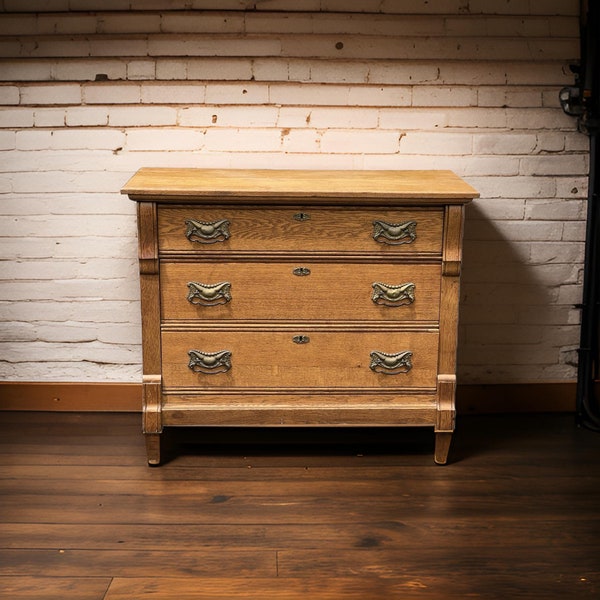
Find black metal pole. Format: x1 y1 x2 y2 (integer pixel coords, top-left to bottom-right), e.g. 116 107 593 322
576 0 600 430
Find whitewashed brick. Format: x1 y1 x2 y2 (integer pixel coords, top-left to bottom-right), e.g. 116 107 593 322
141 83 206 104
250 58 301 83
520 155 588 176
20 84 81 105
89 39 148 57
0 131 16 150
308 107 378 129
206 83 268 105
320 130 399 154
468 198 525 220
447 108 507 129
15 130 53 150
0 86 20 105
147 36 281 58
0 15 38 36
378 109 447 130
65 107 109 126
368 62 440 86
51 60 127 82
109 106 177 126
473 171 551 199
126 60 156 81
306 62 369 84
162 13 245 33
33 108 66 127
155 59 188 80
507 108 575 130
126 128 204 151
3 0 69 11
50 129 125 150
269 83 350 106
412 86 477 107
10 170 128 193
97 13 161 34
478 87 543 108
348 86 411 107
204 128 282 152
556 285 583 305
84 83 141 105
534 132 566 153
525 199 585 221
187 58 253 81
277 107 313 127
562 221 586 241
473 133 537 155
462 156 520 176
400 132 472 155
555 177 587 198
530 242 584 265
21 38 91 58
36 13 97 34
192 106 279 128
282 128 321 153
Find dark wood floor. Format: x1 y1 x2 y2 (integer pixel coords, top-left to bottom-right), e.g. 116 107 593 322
0 411 598 599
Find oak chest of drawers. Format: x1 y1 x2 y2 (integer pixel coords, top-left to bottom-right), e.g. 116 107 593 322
122 168 477 465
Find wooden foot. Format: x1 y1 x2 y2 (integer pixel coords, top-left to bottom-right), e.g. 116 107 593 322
145 433 161 466
434 431 452 465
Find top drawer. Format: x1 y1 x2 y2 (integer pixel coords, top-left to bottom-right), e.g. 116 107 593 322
157 206 444 255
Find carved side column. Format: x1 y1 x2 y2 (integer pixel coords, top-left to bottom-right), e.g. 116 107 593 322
137 202 162 465
435 204 465 464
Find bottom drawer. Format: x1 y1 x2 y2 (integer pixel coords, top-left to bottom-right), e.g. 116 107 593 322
162 329 439 390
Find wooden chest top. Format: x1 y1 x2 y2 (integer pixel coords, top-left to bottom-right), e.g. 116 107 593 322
122 168 479 204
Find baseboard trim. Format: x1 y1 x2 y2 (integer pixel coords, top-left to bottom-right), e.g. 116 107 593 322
0 381 578 413
0 382 141 412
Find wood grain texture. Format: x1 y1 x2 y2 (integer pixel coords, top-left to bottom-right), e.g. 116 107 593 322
161 262 441 322
0 411 598 599
161 330 439 389
157 206 444 254
122 168 479 201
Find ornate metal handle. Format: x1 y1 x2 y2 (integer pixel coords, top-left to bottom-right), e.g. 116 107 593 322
185 218 230 244
372 220 417 245
188 350 232 374
372 282 415 307
370 350 413 375
187 281 232 306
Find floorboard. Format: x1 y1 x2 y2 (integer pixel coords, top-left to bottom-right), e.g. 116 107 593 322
0 411 598 599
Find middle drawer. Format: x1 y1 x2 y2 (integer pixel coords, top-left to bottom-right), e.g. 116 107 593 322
161 262 441 322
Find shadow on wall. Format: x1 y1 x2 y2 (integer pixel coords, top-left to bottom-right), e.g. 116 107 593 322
457 201 581 385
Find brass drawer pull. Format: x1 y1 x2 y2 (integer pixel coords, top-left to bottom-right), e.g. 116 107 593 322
187 281 232 306
370 350 413 375
372 282 415 307
372 220 417 245
188 350 232 374
185 218 230 244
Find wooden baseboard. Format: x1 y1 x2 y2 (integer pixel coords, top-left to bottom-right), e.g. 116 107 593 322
0 381 579 413
0 382 141 412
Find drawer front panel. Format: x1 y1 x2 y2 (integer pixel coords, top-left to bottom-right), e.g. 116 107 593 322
158 207 443 254
161 262 441 322
162 330 439 389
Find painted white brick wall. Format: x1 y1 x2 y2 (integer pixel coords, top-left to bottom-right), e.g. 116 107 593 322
0 1 587 386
